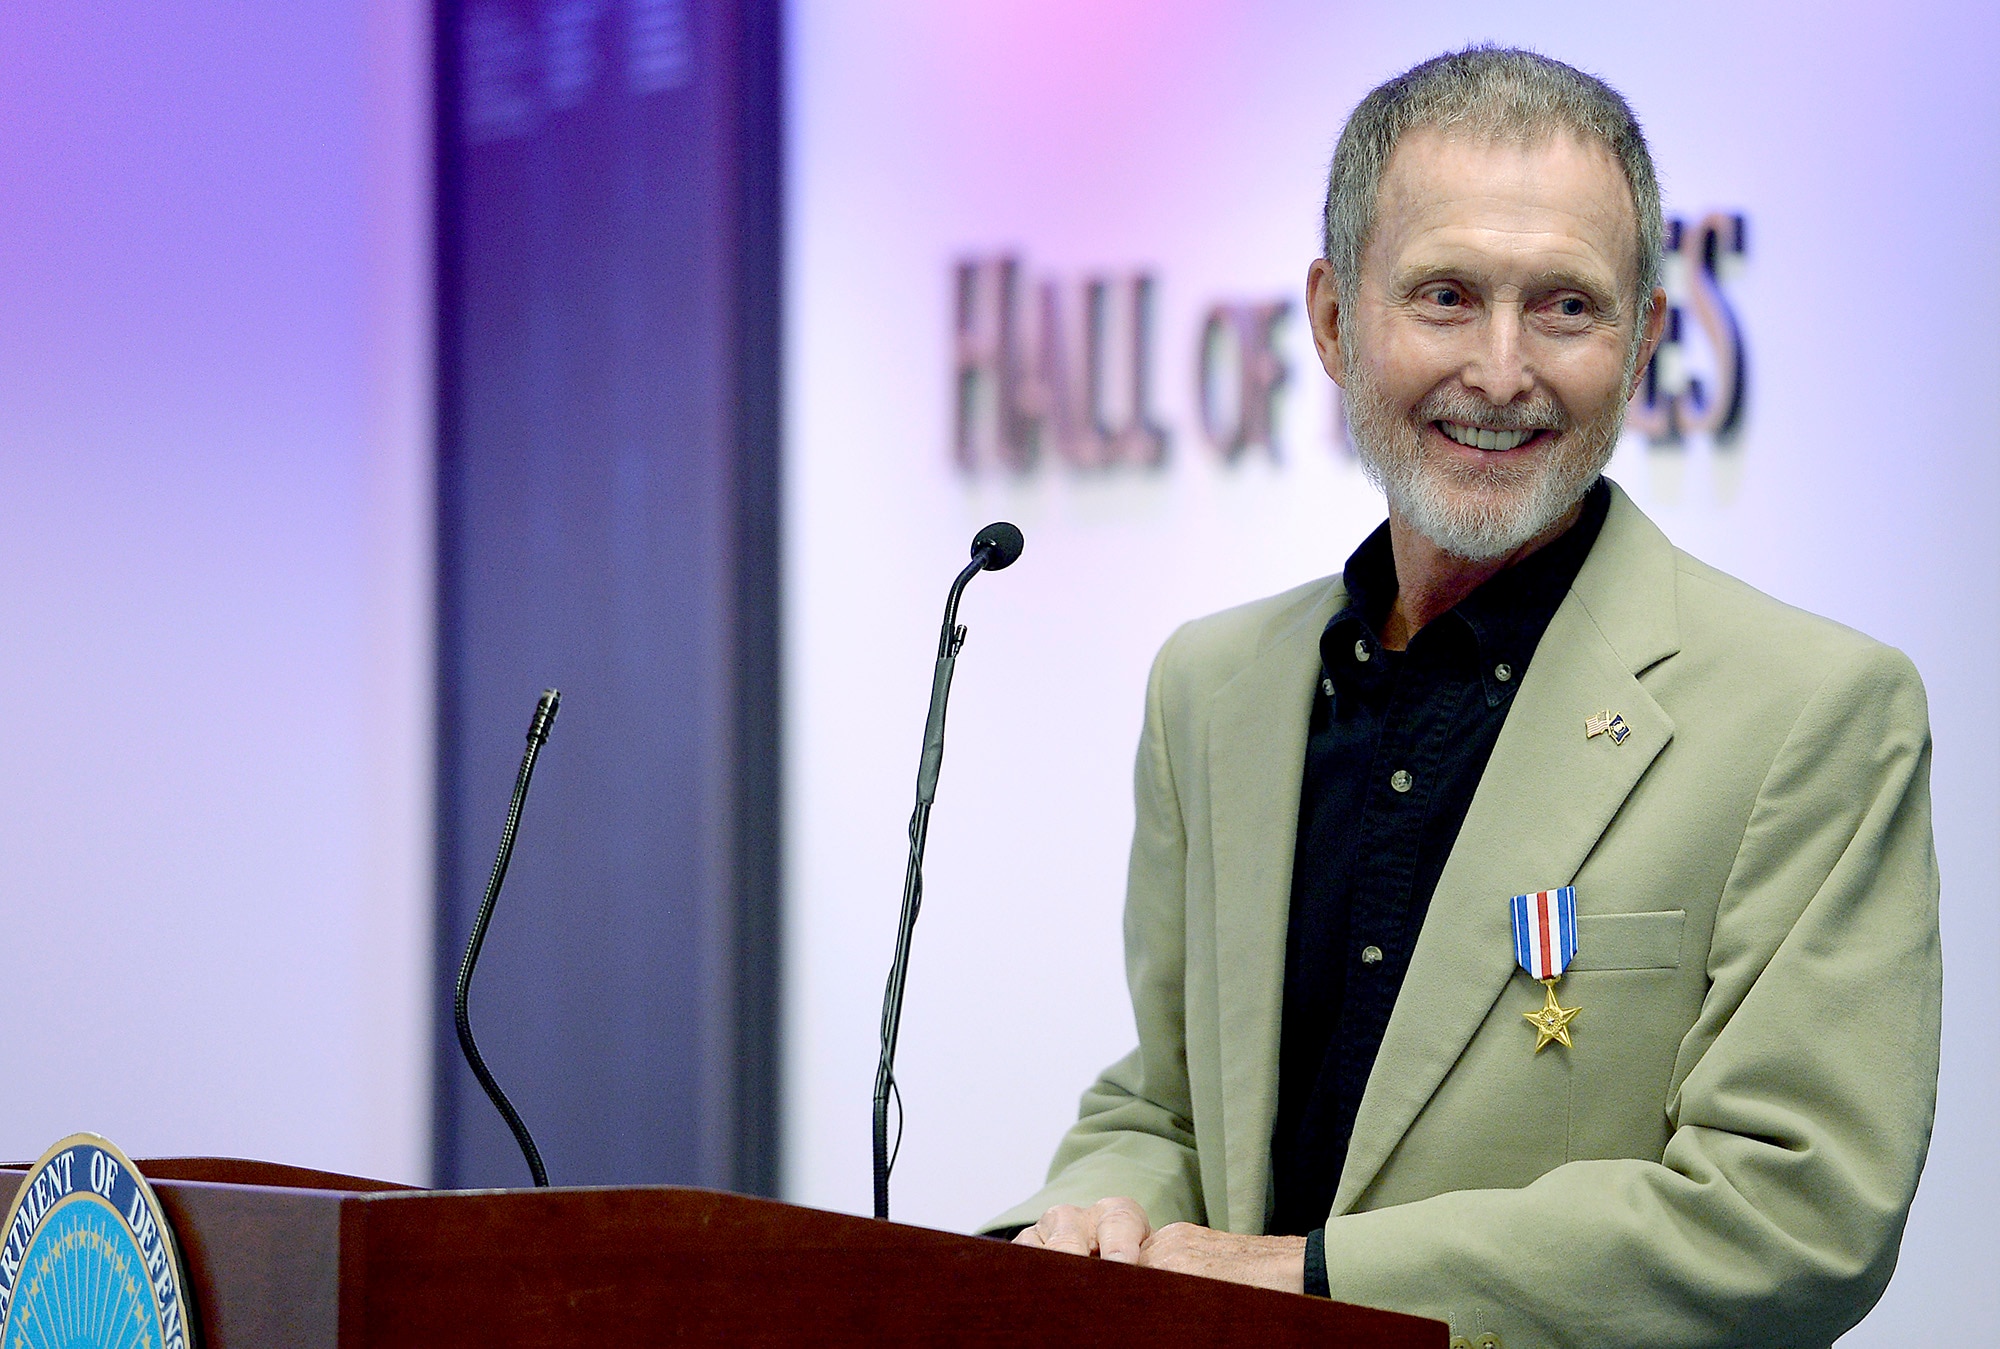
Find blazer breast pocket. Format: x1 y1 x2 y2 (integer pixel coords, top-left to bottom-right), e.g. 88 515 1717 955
1567 910 1686 971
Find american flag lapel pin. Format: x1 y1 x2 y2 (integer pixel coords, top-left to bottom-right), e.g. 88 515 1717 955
1584 711 1630 745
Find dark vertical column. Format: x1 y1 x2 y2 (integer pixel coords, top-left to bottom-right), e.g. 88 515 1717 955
432 0 780 1195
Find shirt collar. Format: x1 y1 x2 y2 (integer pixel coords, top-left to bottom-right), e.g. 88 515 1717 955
1323 478 1611 702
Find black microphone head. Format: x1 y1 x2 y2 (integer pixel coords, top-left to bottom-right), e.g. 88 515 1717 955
972 521 1024 571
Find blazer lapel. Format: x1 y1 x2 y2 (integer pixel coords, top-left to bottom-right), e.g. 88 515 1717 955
1206 579 1343 1233
1331 483 1682 1215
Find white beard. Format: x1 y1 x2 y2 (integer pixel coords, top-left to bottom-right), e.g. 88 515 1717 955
1342 350 1630 562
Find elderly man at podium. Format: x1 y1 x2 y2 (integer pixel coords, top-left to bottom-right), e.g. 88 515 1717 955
986 47 1940 1349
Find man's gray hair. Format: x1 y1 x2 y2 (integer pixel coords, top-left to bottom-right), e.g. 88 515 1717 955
1323 46 1664 321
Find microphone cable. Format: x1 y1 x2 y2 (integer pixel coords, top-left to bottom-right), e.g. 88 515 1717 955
452 687 561 1188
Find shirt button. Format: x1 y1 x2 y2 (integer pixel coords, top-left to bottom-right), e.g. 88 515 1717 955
1390 769 1413 793
1360 945 1384 965
1353 639 1371 663
1494 663 1513 683
1321 676 1334 698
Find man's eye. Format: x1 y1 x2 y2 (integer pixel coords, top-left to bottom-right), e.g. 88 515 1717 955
1557 297 1587 317
1429 287 1463 307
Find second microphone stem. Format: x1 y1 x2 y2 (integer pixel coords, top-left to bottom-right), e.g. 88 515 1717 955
873 550 989 1221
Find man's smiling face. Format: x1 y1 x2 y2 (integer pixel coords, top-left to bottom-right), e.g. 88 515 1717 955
1310 127 1666 561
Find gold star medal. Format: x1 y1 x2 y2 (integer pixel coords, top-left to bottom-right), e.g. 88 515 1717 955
1510 887 1580 1052
1524 978 1581 1051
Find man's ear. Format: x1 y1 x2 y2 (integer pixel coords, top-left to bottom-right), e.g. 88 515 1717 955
1628 285 1671 399
1306 258 1348 388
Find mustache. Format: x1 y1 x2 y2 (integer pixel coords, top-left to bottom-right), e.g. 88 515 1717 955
1414 385 1569 433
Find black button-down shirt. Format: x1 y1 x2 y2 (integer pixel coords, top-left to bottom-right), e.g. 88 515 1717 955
1270 481 1610 1239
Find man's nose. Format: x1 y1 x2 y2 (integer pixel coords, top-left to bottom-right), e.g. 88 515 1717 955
1460 307 1533 405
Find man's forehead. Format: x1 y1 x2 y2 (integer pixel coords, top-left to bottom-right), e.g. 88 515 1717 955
1369 127 1639 287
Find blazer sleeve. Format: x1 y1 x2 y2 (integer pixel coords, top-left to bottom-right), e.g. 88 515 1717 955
1317 642 1942 1348
980 630 1207 1234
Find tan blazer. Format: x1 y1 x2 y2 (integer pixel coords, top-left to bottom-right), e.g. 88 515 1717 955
987 483 1941 1349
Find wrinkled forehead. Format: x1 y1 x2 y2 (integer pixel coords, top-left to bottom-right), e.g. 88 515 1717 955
1371 126 1642 292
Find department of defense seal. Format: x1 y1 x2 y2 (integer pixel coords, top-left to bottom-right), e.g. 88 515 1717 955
0 1134 195 1349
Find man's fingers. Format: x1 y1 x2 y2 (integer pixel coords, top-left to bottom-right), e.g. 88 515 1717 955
1017 1199 1153 1262
1033 1205 1095 1256
1092 1197 1151 1265
1094 1209 1146 1264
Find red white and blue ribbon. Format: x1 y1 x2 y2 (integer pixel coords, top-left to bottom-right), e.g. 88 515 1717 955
1511 887 1578 980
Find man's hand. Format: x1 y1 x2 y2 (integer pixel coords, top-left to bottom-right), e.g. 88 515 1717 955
1011 1196 1152 1263
1137 1223 1307 1294
1013 1203 1306 1294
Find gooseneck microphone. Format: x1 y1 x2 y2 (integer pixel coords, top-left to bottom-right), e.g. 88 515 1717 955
452 688 561 1188
873 523 1024 1221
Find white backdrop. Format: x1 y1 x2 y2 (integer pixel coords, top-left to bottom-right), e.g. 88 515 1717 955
782 2 2000 1340
0 0 432 1184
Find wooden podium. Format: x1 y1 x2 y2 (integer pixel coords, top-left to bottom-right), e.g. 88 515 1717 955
0 1159 1446 1345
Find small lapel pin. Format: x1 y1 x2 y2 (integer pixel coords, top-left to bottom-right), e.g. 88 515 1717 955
1584 711 1630 745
